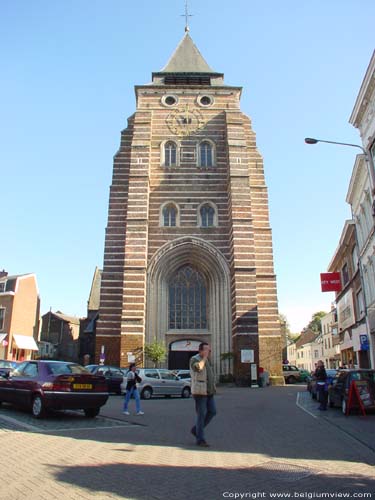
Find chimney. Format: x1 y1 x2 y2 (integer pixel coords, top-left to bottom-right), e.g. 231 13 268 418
0 270 8 278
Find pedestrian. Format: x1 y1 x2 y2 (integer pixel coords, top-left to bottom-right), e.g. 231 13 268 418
123 363 144 416
189 342 217 447
314 360 328 411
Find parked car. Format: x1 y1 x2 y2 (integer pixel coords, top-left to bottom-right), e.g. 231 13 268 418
282 365 301 384
85 365 124 395
173 370 191 381
310 369 338 400
0 360 109 418
299 369 312 383
328 369 375 414
121 368 191 399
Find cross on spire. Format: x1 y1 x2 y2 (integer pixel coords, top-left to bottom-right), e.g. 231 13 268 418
181 0 193 32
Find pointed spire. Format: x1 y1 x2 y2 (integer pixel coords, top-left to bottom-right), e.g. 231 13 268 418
159 33 216 74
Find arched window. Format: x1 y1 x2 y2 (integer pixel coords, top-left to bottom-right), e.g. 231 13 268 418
162 203 177 227
164 141 177 167
199 141 213 167
169 265 207 329
200 203 216 227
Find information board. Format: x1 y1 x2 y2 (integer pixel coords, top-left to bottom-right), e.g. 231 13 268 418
241 349 254 363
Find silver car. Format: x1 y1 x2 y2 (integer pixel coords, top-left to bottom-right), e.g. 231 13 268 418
121 368 191 399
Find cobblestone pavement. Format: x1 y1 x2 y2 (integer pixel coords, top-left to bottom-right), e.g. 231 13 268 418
0 386 374 500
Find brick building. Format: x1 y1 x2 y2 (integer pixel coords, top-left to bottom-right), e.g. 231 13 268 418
0 271 40 361
40 311 80 362
97 32 282 381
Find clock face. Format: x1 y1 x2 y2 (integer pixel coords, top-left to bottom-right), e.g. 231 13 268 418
166 104 205 137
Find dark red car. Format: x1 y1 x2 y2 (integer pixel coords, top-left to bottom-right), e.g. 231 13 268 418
0 360 109 418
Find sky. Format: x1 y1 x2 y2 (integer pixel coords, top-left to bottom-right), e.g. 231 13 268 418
1 1 374 333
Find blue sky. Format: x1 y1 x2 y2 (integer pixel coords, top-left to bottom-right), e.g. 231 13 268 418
1 1 374 332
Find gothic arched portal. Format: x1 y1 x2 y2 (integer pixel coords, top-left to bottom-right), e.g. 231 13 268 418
146 237 231 376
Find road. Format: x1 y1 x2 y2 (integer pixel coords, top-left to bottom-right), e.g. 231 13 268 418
0 385 374 500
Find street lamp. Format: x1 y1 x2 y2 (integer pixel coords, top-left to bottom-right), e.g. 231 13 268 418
304 137 375 189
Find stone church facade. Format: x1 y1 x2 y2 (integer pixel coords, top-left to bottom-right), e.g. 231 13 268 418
96 33 282 380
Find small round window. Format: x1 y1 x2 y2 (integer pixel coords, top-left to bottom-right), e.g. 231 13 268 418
198 95 213 107
162 95 178 107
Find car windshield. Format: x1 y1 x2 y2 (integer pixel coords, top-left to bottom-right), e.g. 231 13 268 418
46 363 89 375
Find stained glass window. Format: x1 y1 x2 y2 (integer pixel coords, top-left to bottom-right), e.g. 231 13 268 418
169 266 207 329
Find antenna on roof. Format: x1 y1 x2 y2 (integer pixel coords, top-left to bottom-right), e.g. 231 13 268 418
181 0 193 32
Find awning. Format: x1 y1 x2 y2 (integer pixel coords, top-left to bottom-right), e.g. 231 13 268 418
0 333 7 343
13 334 39 351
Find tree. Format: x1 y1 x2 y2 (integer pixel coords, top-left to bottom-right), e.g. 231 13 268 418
144 339 166 367
306 311 327 334
279 313 291 346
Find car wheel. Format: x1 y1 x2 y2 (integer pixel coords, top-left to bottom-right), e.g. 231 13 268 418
181 387 191 398
287 376 296 384
141 387 153 400
32 395 45 419
84 408 100 418
341 398 347 415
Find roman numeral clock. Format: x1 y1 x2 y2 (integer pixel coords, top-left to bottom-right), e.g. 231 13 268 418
166 104 205 136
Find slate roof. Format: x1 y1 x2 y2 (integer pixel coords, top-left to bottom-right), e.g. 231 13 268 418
295 329 319 348
88 267 102 311
159 33 216 74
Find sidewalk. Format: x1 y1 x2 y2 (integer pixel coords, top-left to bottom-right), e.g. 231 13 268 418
0 386 374 500
297 389 375 452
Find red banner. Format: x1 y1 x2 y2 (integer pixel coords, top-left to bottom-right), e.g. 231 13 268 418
320 272 342 292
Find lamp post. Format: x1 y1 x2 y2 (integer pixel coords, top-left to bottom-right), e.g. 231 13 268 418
305 136 375 369
304 137 375 190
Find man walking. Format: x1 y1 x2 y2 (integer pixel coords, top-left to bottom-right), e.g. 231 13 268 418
190 342 217 447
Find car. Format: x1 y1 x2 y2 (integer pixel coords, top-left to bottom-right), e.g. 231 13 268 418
282 364 301 384
85 364 124 395
173 369 191 381
310 369 338 400
121 368 191 399
328 369 375 414
0 360 109 418
299 369 312 383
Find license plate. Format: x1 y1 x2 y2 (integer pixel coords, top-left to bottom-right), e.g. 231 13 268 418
73 384 92 389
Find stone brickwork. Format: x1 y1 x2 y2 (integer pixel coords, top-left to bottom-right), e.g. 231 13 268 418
97 33 282 377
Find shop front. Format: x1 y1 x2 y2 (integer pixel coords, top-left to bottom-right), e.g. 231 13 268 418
11 334 39 361
352 324 371 368
340 330 356 368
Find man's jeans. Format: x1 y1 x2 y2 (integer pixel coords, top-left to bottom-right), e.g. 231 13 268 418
123 387 141 413
194 395 217 443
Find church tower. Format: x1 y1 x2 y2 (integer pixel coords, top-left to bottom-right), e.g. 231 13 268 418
97 31 282 380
